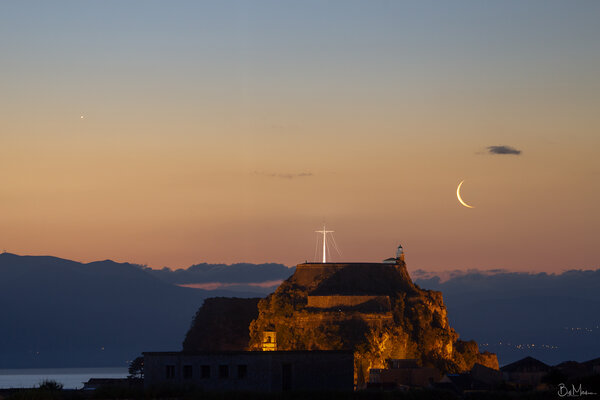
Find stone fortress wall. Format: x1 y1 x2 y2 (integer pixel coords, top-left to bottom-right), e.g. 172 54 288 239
307 295 391 311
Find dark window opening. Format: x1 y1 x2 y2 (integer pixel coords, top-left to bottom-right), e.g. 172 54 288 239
183 365 193 379
282 363 292 391
237 364 247 379
201 365 211 379
166 365 175 379
219 365 229 379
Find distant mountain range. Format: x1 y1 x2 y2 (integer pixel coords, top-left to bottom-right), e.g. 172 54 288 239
0 253 290 368
413 269 600 366
0 252 598 368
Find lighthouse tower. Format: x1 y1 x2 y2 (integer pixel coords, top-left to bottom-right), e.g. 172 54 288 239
396 244 405 262
383 244 405 264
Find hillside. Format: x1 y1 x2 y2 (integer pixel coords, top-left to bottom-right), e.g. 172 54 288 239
0 253 253 368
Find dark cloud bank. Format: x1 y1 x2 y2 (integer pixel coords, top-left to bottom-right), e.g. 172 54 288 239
144 262 294 285
487 145 522 155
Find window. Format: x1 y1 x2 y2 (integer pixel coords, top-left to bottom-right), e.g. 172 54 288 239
165 365 175 379
282 363 292 391
219 365 229 379
183 365 193 379
237 364 247 379
201 365 211 379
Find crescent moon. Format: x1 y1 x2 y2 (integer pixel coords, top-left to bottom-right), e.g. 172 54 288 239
456 180 475 208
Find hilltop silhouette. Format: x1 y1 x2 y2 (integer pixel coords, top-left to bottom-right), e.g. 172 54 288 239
0 253 268 368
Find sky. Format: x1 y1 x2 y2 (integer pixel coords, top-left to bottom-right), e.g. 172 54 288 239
1 1 599 272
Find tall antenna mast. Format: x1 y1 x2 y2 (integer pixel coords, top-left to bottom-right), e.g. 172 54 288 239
315 224 334 263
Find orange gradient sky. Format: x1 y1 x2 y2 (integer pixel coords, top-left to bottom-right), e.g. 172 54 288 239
1 1 599 272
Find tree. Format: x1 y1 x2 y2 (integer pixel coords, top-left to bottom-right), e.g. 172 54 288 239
128 356 144 380
38 379 63 390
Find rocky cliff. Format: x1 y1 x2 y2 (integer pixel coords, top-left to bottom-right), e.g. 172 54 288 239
183 297 261 351
248 261 498 386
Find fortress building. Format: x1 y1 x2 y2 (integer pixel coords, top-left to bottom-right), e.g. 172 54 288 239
180 243 498 389
248 244 497 387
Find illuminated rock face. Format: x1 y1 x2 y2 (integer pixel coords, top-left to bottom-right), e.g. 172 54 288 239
248 261 498 387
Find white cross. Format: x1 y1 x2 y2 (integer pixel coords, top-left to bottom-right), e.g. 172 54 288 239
315 224 334 263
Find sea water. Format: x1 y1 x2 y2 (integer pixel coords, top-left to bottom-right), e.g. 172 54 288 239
0 367 128 389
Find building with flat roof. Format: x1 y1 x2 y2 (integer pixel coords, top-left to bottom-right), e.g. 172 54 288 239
143 350 354 392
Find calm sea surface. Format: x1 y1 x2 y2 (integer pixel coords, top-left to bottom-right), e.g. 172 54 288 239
0 367 128 389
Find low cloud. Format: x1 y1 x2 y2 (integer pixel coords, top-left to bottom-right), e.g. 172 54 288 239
487 145 522 155
255 171 314 179
410 268 511 282
143 263 295 284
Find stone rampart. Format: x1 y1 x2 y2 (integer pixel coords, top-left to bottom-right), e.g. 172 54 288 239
307 295 390 309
